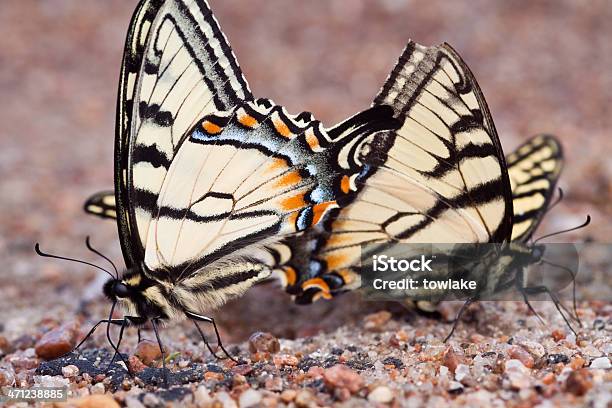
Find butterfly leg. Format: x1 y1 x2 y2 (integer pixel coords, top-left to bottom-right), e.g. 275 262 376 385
523 285 577 336
185 311 238 363
151 318 168 387
105 318 133 377
74 318 124 352
443 298 474 343
540 259 582 327
190 319 224 360
516 268 546 325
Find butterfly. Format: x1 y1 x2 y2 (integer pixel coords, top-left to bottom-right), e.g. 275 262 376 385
38 0 400 374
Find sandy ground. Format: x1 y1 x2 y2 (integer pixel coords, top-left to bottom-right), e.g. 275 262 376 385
0 0 610 406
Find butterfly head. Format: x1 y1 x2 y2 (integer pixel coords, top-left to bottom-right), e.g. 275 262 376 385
102 267 174 321
103 278 131 300
102 269 147 317
530 244 546 262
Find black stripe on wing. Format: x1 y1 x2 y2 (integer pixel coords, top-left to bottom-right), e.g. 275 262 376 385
115 0 254 268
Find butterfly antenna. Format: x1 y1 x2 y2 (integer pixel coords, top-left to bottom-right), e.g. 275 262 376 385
85 236 119 279
34 243 116 280
533 215 591 245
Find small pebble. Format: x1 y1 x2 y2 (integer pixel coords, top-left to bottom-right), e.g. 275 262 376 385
368 386 394 403
323 364 364 393
265 376 283 391
127 355 147 374
517 340 545 358
448 381 464 393
248 332 280 354
505 359 531 390
280 389 297 402
273 354 299 367
73 394 120 408
239 389 262 407
34 321 79 360
194 385 213 406
35 375 70 388
552 329 566 342
363 311 392 331
589 357 611 369
62 364 79 378
565 369 592 396
570 356 586 369
454 364 470 382
90 382 106 395
0 335 12 355
231 364 253 376
133 340 162 366
142 393 161 406
205 371 225 381
215 391 237 408
547 354 570 365
442 346 463 373
508 346 534 368
294 389 315 407
0 366 16 387
124 396 146 408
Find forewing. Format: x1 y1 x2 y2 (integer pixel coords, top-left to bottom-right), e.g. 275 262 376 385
506 134 563 241
116 0 253 267
279 40 514 302
142 101 397 282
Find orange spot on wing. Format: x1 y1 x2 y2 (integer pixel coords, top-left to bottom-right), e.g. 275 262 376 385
305 128 320 150
326 233 350 247
281 193 306 211
238 113 258 128
286 211 299 227
274 171 302 189
312 291 333 302
202 120 222 134
337 269 355 285
340 175 350 194
283 266 297 286
273 118 292 138
311 201 338 225
324 253 348 271
303 278 331 294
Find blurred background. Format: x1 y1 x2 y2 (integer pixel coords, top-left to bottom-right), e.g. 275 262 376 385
0 0 610 342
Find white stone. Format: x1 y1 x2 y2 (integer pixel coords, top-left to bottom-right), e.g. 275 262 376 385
455 364 470 381
61 364 79 378
238 389 262 408
505 359 529 373
368 386 394 403
590 357 611 369
439 365 449 377
91 383 105 396
194 385 212 407
215 391 237 408
449 381 463 392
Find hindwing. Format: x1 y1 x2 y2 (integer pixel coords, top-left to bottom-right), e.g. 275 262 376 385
507 134 563 242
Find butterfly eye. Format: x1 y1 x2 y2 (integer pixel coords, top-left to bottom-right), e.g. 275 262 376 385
114 282 130 298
